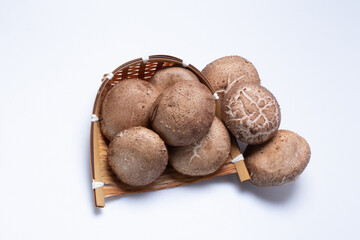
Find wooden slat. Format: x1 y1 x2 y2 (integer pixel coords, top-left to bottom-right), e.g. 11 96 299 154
230 136 250 182
92 122 105 207
215 101 223 121
234 160 251 182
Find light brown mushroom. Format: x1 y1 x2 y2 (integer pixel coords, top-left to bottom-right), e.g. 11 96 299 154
202 55 260 103
100 78 159 141
150 81 215 146
148 67 199 93
222 82 281 145
169 117 231 176
108 127 168 187
244 130 311 186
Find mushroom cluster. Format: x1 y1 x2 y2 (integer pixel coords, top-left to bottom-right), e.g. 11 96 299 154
99 56 310 188
100 67 231 187
202 56 310 186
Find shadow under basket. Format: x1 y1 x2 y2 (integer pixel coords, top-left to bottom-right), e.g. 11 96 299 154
90 55 250 207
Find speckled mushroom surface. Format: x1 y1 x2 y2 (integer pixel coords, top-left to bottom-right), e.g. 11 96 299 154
202 55 260 103
222 82 281 144
169 117 231 176
108 127 168 187
100 78 160 141
148 67 199 93
150 81 215 146
244 130 311 186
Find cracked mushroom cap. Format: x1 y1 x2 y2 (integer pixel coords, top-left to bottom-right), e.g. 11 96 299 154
244 130 311 186
201 55 260 103
150 81 215 146
108 127 168 187
148 67 199 93
100 78 160 141
169 117 231 176
222 82 281 145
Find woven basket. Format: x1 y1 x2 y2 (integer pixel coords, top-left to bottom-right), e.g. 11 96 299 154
90 55 250 207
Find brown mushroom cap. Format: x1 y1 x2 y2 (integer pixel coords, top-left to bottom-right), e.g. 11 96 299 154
150 81 215 146
202 55 260 103
148 67 199 93
100 78 159 141
169 117 231 176
108 127 168 187
222 82 281 145
244 130 311 186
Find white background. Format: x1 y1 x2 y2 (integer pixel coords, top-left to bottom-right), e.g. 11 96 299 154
1 0 359 239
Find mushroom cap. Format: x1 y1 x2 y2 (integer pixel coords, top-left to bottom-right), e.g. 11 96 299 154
244 130 311 186
100 78 159 141
222 82 281 144
201 55 260 103
108 127 168 187
169 117 231 176
150 81 215 146
148 67 199 93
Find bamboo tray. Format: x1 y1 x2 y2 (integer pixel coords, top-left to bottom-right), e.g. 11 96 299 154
90 55 250 207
